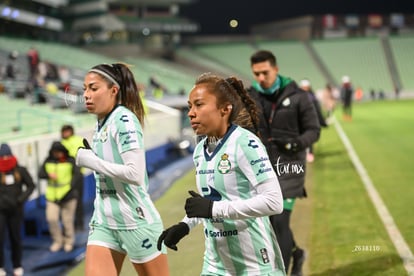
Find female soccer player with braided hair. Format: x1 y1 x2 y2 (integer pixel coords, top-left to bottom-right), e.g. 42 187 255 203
158 73 286 275
76 63 169 276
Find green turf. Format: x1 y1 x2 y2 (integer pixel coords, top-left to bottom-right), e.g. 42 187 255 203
310 125 405 275
68 99 412 276
340 100 414 268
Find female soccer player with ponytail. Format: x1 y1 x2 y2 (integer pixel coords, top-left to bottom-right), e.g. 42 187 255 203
158 73 286 275
76 63 169 276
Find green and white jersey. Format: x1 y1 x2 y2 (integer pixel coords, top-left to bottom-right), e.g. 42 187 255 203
192 125 285 275
91 105 161 230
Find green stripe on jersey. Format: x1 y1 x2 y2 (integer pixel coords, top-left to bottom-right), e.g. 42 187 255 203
90 106 161 230
194 125 284 274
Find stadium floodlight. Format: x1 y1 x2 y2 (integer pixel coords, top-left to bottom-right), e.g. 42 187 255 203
1 6 11 16
0 4 62 30
37 16 46 25
11 9 19 19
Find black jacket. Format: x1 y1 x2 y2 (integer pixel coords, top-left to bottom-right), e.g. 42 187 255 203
249 78 321 198
0 166 35 211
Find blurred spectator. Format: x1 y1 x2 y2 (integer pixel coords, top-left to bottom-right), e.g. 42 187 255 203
322 83 338 124
370 89 376 100
394 87 400 99
27 46 40 81
355 87 364 101
300 79 327 163
149 76 165 99
340 75 354 121
61 125 85 231
300 79 327 127
137 84 149 115
38 142 80 252
149 75 163 90
5 51 19 80
58 66 70 87
0 143 35 276
44 62 59 82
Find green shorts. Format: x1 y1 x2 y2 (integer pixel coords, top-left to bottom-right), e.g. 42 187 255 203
87 222 167 263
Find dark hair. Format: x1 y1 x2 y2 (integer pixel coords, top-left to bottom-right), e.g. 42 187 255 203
194 73 259 135
89 63 145 127
250 50 277 67
61 124 74 133
49 141 69 157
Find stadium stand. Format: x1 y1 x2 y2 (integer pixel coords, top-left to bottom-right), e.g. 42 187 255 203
185 36 414 96
191 42 255 81
175 46 242 78
123 56 199 95
389 36 414 92
312 37 395 94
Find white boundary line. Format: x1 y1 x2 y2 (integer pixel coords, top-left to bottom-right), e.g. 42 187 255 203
333 116 414 275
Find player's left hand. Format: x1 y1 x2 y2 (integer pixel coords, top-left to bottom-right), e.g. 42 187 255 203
185 190 213 218
76 141 96 168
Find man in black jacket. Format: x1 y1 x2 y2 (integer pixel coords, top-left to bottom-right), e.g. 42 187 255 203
248 50 321 276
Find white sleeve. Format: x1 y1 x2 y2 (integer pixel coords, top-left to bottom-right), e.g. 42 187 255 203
181 216 202 231
212 177 283 219
76 148 145 186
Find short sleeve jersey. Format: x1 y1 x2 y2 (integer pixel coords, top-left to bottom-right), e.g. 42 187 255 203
91 105 161 230
192 125 285 275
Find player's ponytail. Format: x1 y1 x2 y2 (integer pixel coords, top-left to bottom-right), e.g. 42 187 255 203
225 77 259 136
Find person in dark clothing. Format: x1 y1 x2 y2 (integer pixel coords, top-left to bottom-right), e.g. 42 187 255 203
0 143 35 276
340 76 354 121
27 46 40 81
299 79 328 163
248 50 321 276
5 51 19 80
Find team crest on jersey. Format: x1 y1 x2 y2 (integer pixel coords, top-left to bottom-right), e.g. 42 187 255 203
100 126 108 142
217 153 231 174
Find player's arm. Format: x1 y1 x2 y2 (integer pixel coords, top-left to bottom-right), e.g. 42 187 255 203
185 178 283 219
213 178 283 219
76 147 145 186
185 134 283 219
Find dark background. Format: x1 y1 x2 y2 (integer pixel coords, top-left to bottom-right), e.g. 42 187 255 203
180 0 414 34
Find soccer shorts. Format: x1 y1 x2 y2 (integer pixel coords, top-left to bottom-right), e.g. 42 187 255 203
87 221 167 263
